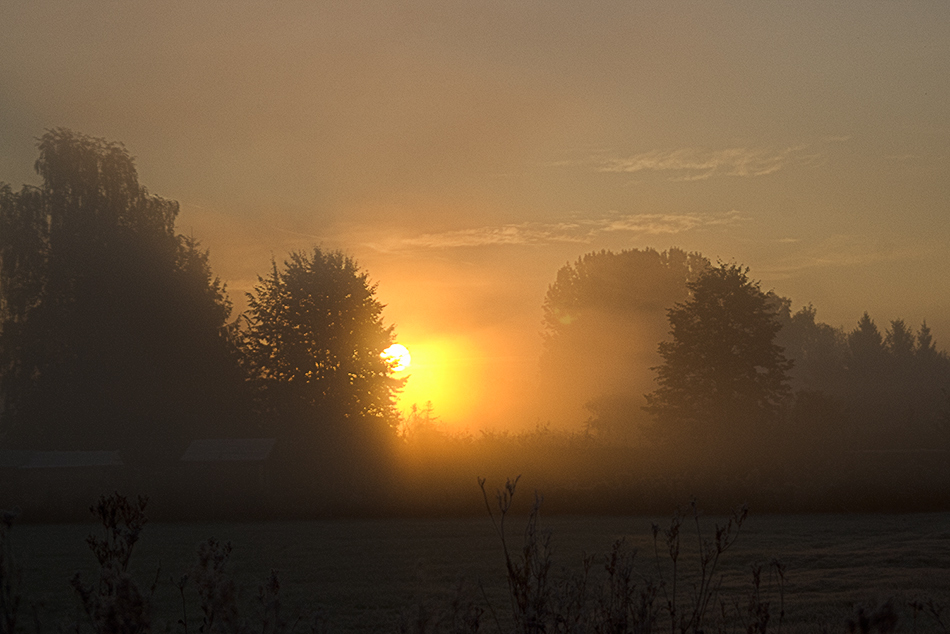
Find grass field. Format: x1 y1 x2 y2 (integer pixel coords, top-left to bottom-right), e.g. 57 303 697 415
6 506 950 632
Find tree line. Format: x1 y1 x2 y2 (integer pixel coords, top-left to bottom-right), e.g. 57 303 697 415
542 248 950 480
2 129 948 514
0 130 400 498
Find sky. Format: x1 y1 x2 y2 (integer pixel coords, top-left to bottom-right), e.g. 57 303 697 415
2 1 949 429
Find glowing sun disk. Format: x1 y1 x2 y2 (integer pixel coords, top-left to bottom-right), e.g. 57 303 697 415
382 343 411 372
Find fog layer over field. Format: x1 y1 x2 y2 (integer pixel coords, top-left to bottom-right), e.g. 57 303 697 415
2 132 950 519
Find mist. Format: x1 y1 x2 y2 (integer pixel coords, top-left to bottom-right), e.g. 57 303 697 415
4 129 946 519
3 3 950 631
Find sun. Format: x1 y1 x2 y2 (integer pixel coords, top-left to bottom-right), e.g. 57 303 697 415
382 343 412 372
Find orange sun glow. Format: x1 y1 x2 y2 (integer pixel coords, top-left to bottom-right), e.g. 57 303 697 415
382 343 412 372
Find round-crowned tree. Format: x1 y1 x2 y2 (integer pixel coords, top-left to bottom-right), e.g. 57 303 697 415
644 262 792 457
539 247 708 435
0 129 249 453
243 248 402 442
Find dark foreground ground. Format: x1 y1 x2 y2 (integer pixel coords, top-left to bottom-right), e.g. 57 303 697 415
6 508 950 632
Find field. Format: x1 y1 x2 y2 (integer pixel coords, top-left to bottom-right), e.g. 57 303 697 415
9 509 950 632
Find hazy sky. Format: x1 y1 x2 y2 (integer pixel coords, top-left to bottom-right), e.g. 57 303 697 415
2 1 949 428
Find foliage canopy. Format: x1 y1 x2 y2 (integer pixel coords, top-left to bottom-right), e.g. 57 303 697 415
644 262 793 451
539 247 708 434
242 248 402 440
0 129 247 451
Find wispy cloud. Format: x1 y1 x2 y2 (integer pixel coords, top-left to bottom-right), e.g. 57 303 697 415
390 223 588 249
364 210 745 252
599 210 745 234
551 139 850 181
596 145 816 180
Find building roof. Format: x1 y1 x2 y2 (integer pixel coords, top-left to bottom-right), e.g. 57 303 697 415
20 451 123 469
181 438 277 463
0 450 33 468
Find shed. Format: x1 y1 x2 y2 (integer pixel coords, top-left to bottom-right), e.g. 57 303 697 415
20 451 123 469
178 439 277 514
181 438 276 463
0 450 33 469
13 450 124 516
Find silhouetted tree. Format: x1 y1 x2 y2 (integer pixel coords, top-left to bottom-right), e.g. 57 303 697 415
0 129 250 453
644 263 792 459
916 321 938 362
243 248 401 440
771 305 950 453
836 312 950 451
766 300 855 471
542 248 709 336
847 312 886 377
540 247 708 435
885 319 916 368
242 248 403 503
772 300 848 394
913 321 948 398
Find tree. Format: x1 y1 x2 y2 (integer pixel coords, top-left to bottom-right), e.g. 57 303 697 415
644 263 792 456
916 321 938 363
539 247 708 432
0 129 249 452
542 248 709 335
242 248 401 439
772 300 848 394
841 313 950 450
847 312 885 377
885 319 916 369
241 248 403 503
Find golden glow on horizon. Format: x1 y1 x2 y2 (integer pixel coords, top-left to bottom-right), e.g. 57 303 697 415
11 1 944 437
394 337 483 425
382 343 412 372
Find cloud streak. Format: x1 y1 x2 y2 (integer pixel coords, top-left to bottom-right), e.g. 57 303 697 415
365 210 745 252
593 144 822 181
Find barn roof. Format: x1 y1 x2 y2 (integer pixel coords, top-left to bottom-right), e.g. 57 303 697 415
180 438 277 463
0 450 33 468
20 451 123 469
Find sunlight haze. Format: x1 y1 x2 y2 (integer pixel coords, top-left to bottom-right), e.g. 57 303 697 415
2 1 948 429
